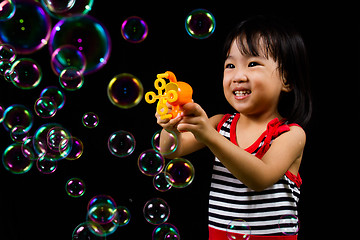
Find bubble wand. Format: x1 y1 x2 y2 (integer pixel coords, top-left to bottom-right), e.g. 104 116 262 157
145 71 193 120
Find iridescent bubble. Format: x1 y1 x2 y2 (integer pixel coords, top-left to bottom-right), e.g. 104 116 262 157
108 130 135 158
165 158 195 188
34 97 57 118
0 1 51 54
36 158 57 174
9 58 42 90
226 219 251 240
138 149 165 176
2 143 33 174
164 232 181 240
143 198 170 225
153 171 172 192
121 16 148 43
87 195 117 225
60 136 83 160
107 73 143 109
152 223 180 240
43 0 94 19
82 112 99 128
151 130 178 156
66 177 86 197
113 206 131 227
59 67 84 91
0 59 12 76
0 0 16 21
21 136 46 161
40 86 66 110
10 125 28 142
2 104 33 132
0 44 16 62
278 215 299 235
72 221 106 240
51 45 86 76
185 9 216 39
49 15 111 75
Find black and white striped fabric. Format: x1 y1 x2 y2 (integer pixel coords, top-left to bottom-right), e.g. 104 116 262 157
208 114 300 236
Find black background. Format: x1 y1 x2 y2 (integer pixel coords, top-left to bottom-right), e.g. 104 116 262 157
0 1 358 239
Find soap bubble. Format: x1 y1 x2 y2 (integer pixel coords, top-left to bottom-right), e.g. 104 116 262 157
0 1 51 54
0 44 16 62
66 177 86 197
51 45 86 76
59 67 84 91
2 104 33 132
121 16 148 43
107 73 143 109
40 86 66 110
10 125 28 142
9 58 42 90
113 206 131 227
226 219 251 240
0 0 16 21
21 136 46 161
278 215 299 235
42 0 94 19
185 9 216 39
108 130 135 158
49 15 111 75
153 171 172 192
36 158 57 174
152 223 180 240
82 112 99 128
143 198 170 225
138 149 165 176
87 195 117 225
72 221 106 240
151 130 178 156
2 143 33 174
165 158 195 188
60 136 83 160
34 97 57 119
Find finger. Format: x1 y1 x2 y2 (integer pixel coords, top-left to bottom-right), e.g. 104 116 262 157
181 102 199 116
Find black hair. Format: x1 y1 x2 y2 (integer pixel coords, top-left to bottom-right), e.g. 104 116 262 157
223 15 312 128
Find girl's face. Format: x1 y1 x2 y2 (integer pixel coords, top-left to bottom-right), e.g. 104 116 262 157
223 40 291 118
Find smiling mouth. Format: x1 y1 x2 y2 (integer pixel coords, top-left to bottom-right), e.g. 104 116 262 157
234 90 251 97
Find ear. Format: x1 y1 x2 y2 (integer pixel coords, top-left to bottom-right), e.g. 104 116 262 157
281 77 292 93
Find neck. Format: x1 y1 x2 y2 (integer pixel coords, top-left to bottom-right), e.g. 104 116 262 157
238 110 282 128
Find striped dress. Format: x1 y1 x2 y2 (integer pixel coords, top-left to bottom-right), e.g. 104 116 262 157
208 113 302 240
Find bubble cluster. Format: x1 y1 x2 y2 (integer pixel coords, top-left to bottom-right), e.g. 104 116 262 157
185 9 216 39
121 16 148 43
107 73 144 109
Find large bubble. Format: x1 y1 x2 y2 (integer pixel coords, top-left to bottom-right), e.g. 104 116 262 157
2 104 33 132
49 15 111 75
0 0 51 54
2 143 33 174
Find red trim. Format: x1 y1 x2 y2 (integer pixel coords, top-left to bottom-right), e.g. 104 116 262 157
217 114 232 132
229 113 240 145
209 227 297 240
285 171 302 188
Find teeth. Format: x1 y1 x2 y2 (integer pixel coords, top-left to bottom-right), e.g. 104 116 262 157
234 90 251 96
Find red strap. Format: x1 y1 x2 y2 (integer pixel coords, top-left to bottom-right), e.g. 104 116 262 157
209 227 297 240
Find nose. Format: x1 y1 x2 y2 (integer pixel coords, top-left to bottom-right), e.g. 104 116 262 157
232 70 248 83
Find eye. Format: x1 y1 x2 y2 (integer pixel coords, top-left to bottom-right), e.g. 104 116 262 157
225 63 235 69
248 62 260 67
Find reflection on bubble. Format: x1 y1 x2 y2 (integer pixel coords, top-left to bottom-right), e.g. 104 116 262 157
152 223 180 240
10 125 28 143
34 97 57 118
165 158 195 188
87 195 117 225
278 215 299 235
138 149 164 176
143 198 170 225
43 0 94 19
66 177 85 197
0 44 16 62
60 136 83 160
10 58 42 90
82 112 99 128
226 219 251 240
185 9 216 39
107 73 143 109
51 45 86 76
49 15 111 74
113 206 131 227
36 158 57 174
0 1 51 54
42 0 75 14
108 130 135 158
59 67 84 91
121 16 148 43
0 0 16 21
40 86 66 110
21 136 46 161
2 143 33 174
153 171 172 192
152 130 178 156
2 104 33 132
72 221 106 240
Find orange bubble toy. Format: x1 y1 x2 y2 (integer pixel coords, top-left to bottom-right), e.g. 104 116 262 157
145 71 193 119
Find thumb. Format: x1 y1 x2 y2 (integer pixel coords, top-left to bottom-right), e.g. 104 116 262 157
181 102 199 116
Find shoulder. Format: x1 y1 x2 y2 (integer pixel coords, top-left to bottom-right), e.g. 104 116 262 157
209 114 225 129
274 124 306 152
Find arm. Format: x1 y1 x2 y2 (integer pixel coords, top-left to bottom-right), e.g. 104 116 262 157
178 102 306 191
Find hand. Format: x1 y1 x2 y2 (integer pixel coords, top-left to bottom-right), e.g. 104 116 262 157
155 102 182 133
177 102 214 143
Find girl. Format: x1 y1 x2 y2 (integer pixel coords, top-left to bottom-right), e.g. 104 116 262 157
156 15 312 240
